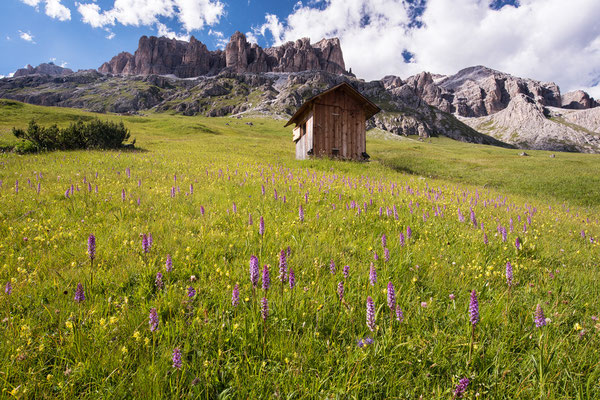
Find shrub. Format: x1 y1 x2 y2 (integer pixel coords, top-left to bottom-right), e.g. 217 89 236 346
12 119 132 152
13 140 38 154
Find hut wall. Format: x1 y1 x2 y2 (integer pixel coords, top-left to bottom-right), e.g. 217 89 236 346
312 90 365 160
294 111 314 160
295 128 305 160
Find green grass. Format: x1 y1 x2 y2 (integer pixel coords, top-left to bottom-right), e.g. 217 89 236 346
370 136 600 208
0 101 599 398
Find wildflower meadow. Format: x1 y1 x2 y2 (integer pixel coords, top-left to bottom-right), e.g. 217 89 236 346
0 102 599 398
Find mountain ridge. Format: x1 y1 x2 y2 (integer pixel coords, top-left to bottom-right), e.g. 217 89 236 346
98 32 348 78
392 65 600 152
2 33 600 153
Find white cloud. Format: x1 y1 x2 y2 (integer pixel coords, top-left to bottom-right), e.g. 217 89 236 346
21 0 71 21
106 31 116 40
76 3 115 28
254 0 600 93
20 0 41 6
245 31 258 44
45 0 71 20
59 61 68 68
76 0 224 32
18 30 36 43
208 29 224 38
255 13 285 41
156 22 190 41
208 29 228 47
174 0 224 32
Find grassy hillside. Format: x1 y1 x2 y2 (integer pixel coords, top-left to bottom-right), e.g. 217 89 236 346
2 100 599 208
0 101 599 398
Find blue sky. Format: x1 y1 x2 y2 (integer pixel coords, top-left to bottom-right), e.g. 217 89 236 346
0 0 298 73
1 0 600 97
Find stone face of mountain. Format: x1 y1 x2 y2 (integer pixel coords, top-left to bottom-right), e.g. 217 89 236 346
99 32 347 78
557 106 600 133
460 95 600 153
0 69 505 147
384 65 600 152
397 66 563 117
99 36 225 77
561 90 598 109
13 63 73 77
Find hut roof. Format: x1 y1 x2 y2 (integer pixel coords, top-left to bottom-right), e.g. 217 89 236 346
284 82 381 127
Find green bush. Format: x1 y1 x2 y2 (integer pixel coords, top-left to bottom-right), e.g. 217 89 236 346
12 119 131 151
13 140 38 154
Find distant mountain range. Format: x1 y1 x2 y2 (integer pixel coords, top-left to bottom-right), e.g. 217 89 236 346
1 32 599 153
13 62 73 78
99 32 347 77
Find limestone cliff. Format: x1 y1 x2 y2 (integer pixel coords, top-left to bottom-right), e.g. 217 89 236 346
99 32 348 78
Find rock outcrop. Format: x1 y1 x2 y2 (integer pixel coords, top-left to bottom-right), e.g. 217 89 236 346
395 66 563 117
99 36 224 77
13 63 73 77
554 106 600 133
384 65 600 152
99 32 347 78
460 95 600 153
0 68 505 147
561 90 597 109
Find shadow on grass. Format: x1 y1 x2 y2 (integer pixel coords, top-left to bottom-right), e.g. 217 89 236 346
119 146 149 153
376 158 423 177
191 124 219 135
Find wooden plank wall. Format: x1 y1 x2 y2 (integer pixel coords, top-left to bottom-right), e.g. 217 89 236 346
312 89 365 160
306 112 314 156
295 133 305 160
294 109 314 160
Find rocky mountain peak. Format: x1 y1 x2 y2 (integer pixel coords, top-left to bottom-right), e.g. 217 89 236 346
437 65 501 89
99 32 348 78
561 90 598 109
13 62 73 78
402 65 564 117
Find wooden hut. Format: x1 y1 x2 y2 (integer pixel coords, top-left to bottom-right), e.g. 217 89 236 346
285 82 381 160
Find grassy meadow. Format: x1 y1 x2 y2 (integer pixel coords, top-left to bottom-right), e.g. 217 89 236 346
0 100 599 398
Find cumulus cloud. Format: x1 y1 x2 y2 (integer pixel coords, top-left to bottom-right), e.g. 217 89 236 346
20 0 41 6
208 29 228 48
18 30 36 43
175 0 224 32
255 13 285 41
20 0 71 21
208 29 224 38
156 22 190 41
254 0 600 93
76 0 224 32
245 31 259 44
45 0 71 20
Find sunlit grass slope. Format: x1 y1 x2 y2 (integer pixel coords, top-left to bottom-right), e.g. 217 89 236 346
0 100 599 398
2 100 599 207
